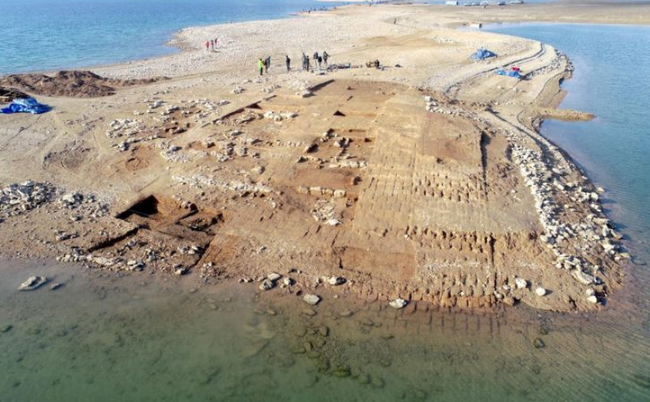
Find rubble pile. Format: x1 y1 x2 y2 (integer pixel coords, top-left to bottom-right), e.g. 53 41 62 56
0 181 57 220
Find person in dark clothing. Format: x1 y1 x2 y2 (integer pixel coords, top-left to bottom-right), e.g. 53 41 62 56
322 51 329 67
313 52 319 70
286 55 291 72
305 55 310 71
317 55 323 70
264 56 271 74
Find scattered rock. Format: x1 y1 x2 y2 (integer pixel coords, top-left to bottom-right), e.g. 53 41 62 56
0 325 12 333
535 287 547 297
587 295 599 304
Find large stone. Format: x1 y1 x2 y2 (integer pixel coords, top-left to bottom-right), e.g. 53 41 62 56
535 287 547 297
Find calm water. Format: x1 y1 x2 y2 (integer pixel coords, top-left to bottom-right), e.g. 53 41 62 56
1 258 649 402
0 0 339 75
484 23 650 263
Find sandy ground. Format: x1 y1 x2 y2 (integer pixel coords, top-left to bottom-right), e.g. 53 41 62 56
0 2 643 312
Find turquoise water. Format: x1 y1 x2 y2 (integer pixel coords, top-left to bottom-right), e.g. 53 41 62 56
0 0 339 75
485 23 650 263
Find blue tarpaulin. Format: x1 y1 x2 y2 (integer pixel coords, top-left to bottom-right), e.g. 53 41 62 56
495 69 522 79
471 48 497 60
1 98 51 114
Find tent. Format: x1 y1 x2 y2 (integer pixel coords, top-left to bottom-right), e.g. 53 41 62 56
495 69 522 79
471 48 497 61
1 97 51 114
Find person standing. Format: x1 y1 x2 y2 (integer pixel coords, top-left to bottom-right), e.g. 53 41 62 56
210 39 214 51
323 51 329 67
205 40 210 51
258 58 265 76
265 56 271 73
214 37 218 48
285 55 291 72
305 55 310 71
313 52 319 70
317 55 322 70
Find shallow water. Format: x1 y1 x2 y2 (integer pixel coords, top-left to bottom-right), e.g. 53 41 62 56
1 258 650 402
483 23 650 263
0 0 339 75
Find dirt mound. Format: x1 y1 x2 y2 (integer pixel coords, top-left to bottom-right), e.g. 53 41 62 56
0 87 29 103
0 70 164 98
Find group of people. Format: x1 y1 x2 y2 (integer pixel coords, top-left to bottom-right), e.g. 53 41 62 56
258 56 272 76
301 51 330 71
258 51 330 76
205 38 218 51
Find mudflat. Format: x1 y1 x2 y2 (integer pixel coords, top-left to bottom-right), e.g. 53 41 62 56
1 2 643 311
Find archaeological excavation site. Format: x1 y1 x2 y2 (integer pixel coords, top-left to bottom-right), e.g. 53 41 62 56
0 72 627 313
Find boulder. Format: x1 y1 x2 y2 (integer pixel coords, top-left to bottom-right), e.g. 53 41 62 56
535 287 547 297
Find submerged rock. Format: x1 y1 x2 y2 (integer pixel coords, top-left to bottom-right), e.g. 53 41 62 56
18 276 48 291
533 338 546 349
